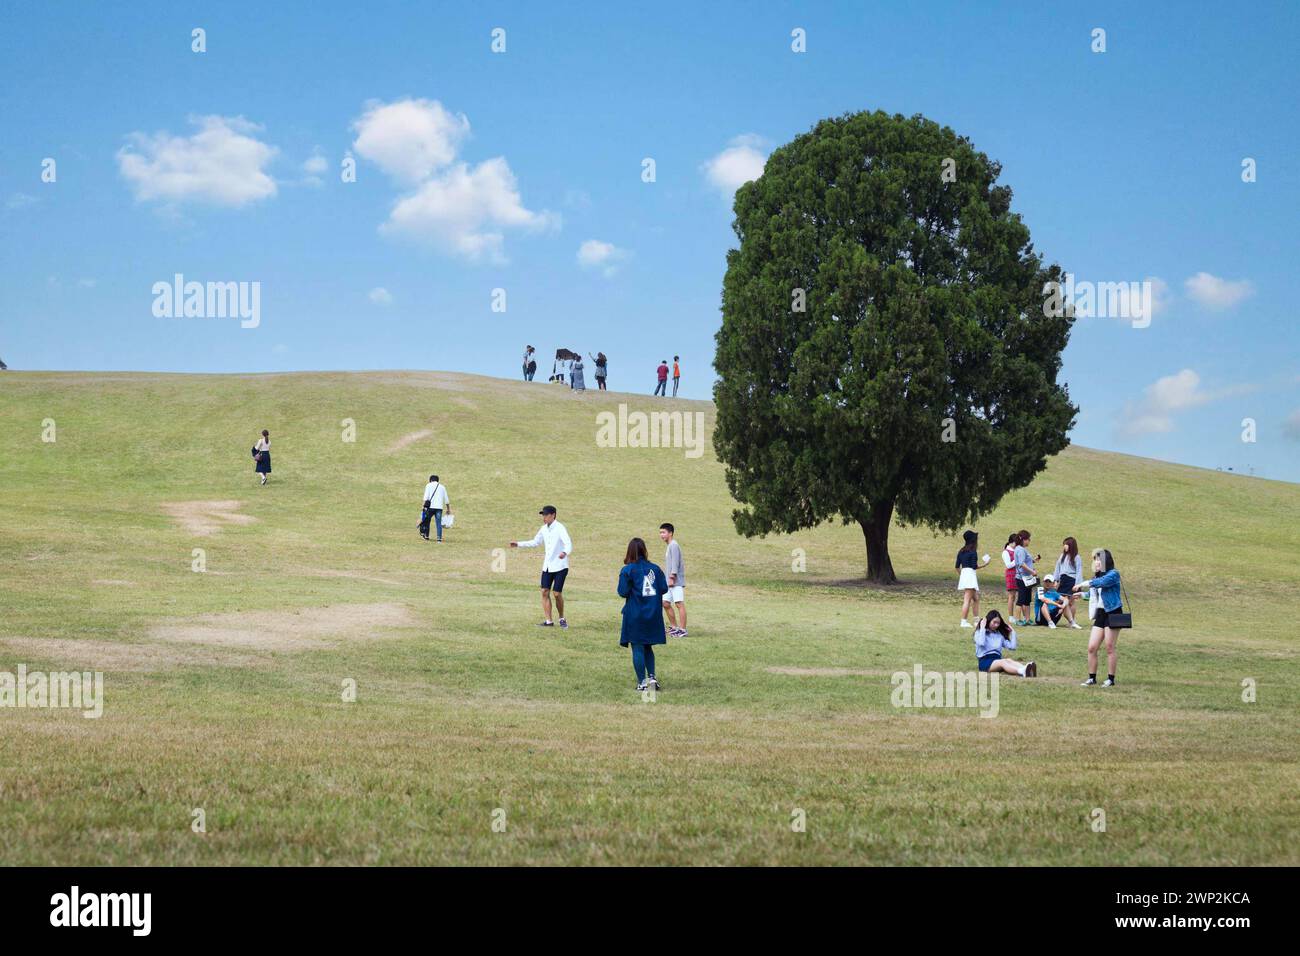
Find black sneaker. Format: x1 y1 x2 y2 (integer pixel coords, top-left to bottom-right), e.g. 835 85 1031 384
648 675 662 691
635 680 648 693
558 618 568 629
1025 661 1037 677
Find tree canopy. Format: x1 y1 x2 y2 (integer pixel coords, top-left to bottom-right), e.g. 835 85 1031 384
712 110 1077 583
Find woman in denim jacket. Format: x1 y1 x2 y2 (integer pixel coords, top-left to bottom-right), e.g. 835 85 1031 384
1073 548 1123 687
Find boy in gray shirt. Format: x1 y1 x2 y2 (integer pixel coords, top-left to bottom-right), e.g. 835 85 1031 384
659 522 687 636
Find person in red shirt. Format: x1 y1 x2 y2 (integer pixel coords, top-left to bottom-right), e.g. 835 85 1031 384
654 359 669 396
672 356 681 396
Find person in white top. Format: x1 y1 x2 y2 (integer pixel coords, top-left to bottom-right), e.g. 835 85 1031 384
419 474 451 542
510 505 573 629
1001 533 1019 623
252 429 271 485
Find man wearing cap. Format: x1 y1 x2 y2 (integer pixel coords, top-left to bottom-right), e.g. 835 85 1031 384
510 505 573 629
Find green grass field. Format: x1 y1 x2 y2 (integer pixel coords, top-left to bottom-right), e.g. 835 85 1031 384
1 370 1296 865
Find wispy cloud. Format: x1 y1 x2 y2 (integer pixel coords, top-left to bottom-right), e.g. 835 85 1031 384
576 239 629 277
1184 271 1254 310
1282 409 1300 442
368 287 393 305
300 150 328 187
1117 368 1255 437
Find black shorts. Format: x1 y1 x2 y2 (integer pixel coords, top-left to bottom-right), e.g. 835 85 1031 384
1093 605 1124 629
540 568 569 592
1016 580 1034 605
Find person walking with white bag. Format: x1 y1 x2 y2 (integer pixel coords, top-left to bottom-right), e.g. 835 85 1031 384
420 474 451 542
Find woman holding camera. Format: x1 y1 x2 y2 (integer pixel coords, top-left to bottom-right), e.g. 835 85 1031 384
1074 548 1125 687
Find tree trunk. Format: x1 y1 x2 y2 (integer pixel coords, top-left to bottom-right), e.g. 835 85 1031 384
860 501 898 584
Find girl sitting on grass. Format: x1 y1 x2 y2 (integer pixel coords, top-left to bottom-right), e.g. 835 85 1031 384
973 610 1037 677
1035 574 1069 629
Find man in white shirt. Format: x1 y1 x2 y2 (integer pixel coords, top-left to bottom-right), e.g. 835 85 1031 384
420 474 451 542
510 505 572 629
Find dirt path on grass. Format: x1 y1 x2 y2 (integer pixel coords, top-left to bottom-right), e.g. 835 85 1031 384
148 602 416 651
387 429 433 453
161 500 255 535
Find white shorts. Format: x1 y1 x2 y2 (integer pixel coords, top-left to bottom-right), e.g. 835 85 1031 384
664 586 685 604
957 568 979 591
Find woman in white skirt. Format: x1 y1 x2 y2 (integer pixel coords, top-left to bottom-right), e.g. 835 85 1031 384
956 530 992 628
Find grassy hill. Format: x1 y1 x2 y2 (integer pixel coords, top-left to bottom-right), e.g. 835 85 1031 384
1 370 1296 865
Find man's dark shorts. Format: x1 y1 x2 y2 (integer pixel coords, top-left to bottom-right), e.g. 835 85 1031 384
540 568 569 592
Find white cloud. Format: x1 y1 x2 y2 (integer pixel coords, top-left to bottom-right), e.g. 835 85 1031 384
368 287 393 305
702 134 768 195
117 115 278 207
351 98 469 184
1282 409 1300 442
1184 271 1254 310
1118 368 1254 438
577 239 630 277
380 157 556 263
353 98 555 263
77 278 97 288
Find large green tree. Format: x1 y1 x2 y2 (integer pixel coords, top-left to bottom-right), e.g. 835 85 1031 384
713 111 1077 583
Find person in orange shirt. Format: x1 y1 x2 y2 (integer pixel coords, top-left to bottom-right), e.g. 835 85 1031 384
672 356 681 397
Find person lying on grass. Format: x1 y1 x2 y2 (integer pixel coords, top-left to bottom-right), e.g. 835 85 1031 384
973 610 1037 677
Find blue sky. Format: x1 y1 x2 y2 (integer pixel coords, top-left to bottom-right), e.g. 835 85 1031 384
2 0 1298 480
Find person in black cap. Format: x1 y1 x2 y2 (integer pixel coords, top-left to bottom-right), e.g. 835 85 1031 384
956 529 992 628
510 505 573 629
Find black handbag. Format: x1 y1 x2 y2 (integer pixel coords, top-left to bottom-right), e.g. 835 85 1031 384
1106 582 1133 629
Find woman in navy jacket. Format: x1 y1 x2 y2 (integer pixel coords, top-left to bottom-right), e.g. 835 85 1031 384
617 537 668 692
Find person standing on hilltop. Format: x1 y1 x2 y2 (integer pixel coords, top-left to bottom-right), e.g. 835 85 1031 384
510 505 573 629
522 345 536 381
654 359 669 396
589 352 608 390
571 355 586 391
251 429 271 486
672 356 681 397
